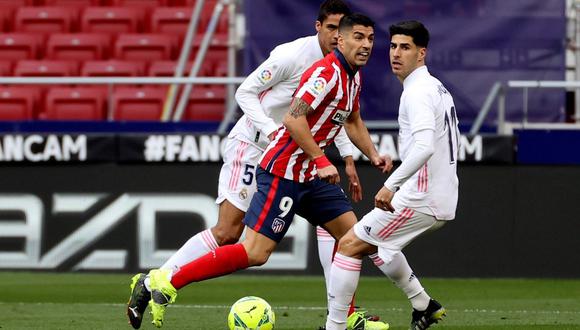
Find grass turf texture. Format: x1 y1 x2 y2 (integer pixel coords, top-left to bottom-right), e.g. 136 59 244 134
0 272 579 330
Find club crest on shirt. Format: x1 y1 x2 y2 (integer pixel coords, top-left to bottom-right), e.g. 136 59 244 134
309 77 327 96
239 188 248 200
272 218 286 234
331 109 350 125
258 69 273 84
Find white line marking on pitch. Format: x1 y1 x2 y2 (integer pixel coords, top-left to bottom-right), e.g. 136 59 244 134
1 302 579 315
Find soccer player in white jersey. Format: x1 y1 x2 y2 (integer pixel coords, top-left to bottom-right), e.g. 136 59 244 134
125 2 387 330
325 20 460 330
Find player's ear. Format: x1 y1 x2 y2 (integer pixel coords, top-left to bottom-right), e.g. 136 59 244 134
418 47 427 62
315 20 322 33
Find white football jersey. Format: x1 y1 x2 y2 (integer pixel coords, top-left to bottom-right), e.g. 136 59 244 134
393 66 459 220
231 35 352 156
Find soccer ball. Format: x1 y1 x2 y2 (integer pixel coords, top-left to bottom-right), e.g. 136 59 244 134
227 296 276 330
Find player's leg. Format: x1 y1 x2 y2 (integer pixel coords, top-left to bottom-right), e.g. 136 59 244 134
355 206 447 329
148 168 299 328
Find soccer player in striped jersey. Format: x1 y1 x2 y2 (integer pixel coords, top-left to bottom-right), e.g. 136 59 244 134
142 13 393 329
325 20 460 330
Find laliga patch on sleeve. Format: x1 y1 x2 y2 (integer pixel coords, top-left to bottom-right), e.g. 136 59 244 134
258 68 273 84
308 77 327 96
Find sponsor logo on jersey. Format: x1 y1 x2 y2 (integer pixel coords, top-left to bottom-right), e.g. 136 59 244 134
272 218 286 234
331 109 350 126
258 69 273 84
309 77 327 96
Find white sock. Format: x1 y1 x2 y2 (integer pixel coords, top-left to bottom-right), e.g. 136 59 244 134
160 229 219 273
371 251 430 311
325 253 361 330
316 226 336 292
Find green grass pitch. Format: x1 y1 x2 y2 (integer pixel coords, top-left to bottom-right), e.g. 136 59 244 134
0 272 579 329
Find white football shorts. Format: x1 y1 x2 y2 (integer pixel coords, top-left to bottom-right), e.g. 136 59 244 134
354 201 446 263
216 137 263 212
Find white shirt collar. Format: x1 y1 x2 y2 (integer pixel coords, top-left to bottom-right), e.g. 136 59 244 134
403 65 429 90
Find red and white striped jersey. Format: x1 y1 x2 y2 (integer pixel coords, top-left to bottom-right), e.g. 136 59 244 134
259 49 361 182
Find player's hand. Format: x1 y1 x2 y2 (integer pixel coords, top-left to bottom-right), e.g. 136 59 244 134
344 157 362 202
371 154 393 173
318 165 340 184
375 186 395 212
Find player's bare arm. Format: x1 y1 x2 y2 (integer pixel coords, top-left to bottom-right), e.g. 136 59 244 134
343 155 362 202
284 98 340 184
344 111 393 173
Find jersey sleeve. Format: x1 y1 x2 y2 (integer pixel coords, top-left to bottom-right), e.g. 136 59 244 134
405 86 436 134
294 65 336 111
334 128 354 158
235 50 295 137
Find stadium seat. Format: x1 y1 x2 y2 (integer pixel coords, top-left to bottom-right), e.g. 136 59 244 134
14 7 77 34
147 60 214 77
114 33 178 62
0 8 8 32
44 87 107 120
109 0 167 9
14 60 78 76
150 7 192 39
0 87 38 121
81 7 144 36
0 61 12 76
113 87 166 121
81 60 145 76
183 86 225 121
0 33 44 61
46 33 111 61
40 0 101 8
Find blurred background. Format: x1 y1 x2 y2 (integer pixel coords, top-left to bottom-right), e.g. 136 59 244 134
0 0 578 279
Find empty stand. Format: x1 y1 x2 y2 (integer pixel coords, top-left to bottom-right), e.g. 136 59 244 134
81 7 144 36
14 7 77 34
147 60 215 77
109 0 167 9
44 87 106 120
113 87 166 121
0 87 37 121
183 86 225 121
0 0 33 7
46 33 110 61
81 60 145 76
114 33 177 61
14 60 78 76
0 33 44 61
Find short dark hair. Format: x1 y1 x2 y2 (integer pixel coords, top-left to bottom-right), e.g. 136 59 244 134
338 13 375 32
389 20 430 47
317 0 351 23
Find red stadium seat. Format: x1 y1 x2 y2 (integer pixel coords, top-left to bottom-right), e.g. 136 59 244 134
40 0 101 8
44 87 107 120
147 60 214 77
0 87 38 120
113 87 166 121
114 33 178 62
0 33 44 61
46 33 110 61
14 7 77 34
150 7 192 39
14 60 78 76
81 7 144 36
82 60 145 76
110 0 167 7
183 86 225 121
0 61 12 75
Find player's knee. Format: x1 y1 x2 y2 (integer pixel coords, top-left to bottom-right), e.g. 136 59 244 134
246 249 272 266
212 224 244 246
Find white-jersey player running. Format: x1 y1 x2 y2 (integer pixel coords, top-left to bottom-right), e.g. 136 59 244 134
124 1 385 330
325 20 460 330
